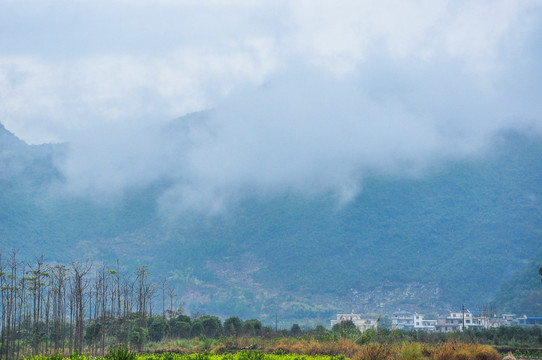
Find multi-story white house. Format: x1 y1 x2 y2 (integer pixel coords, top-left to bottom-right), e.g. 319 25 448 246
436 310 484 332
413 313 437 331
392 310 414 329
331 313 378 332
392 310 436 331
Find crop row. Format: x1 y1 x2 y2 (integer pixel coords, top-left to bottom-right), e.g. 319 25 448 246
25 342 502 360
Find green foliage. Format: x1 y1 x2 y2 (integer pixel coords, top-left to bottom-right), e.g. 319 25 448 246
332 320 362 340
84 321 103 345
105 345 137 360
490 249 542 314
52 354 65 360
290 324 301 336
131 327 149 348
397 342 424 360
68 351 86 360
242 320 262 336
199 316 223 338
169 319 191 338
237 351 265 360
314 325 327 336
149 317 169 342
191 322 204 337
224 317 244 336
357 328 377 345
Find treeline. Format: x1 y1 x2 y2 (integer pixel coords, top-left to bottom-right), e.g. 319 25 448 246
145 315 275 341
329 321 542 348
0 251 311 359
0 251 177 360
1 251 541 360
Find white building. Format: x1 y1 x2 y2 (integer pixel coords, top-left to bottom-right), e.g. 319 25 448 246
436 310 484 332
392 310 414 329
331 313 378 332
392 310 436 331
413 313 437 331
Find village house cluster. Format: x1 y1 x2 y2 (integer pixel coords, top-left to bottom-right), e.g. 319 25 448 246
331 310 542 332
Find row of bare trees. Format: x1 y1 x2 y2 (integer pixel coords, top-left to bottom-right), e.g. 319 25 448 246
0 250 177 359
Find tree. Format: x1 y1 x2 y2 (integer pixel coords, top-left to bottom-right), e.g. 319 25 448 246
332 320 356 332
169 318 191 338
223 316 243 336
70 260 91 354
148 316 168 342
314 324 327 335
290 323 301 336
242 319 262 336
332 320 361 338
196 316 222 338
0 253 179 356
190 322 204 337
130 327 148 349
134 265 152 351
379 316 392 329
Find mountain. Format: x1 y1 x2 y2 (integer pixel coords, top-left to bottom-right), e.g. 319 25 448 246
1 122 541 327
490 249 542 315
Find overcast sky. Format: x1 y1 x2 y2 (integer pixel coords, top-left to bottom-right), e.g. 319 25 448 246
1 0 542 212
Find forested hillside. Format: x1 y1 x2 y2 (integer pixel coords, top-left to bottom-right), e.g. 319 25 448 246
490 249 542 315
1 122 541 324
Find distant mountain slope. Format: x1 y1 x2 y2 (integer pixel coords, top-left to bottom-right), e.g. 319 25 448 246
157 131 542 323
1 122 541 325
490 249 542 315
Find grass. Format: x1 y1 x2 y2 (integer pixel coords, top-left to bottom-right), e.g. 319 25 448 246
23 343 503 360
22 338 503 360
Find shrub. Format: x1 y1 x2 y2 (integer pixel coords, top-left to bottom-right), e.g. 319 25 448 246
237 351 265 360
106 345 138 360
398 342 425 360
433 342 456 360
474 348 500 360
356 343 393 360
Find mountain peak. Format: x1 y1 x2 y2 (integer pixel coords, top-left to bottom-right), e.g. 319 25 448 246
0 122 27 151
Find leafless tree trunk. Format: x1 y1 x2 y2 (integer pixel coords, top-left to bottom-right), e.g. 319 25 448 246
71 261 91 354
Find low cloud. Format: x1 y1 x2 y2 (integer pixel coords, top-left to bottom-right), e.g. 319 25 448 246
1 0 541 213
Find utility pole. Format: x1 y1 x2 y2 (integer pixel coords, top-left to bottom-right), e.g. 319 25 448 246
275 313 278 333
462 304 465 331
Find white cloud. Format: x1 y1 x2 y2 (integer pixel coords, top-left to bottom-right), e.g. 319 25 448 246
1 0 541 212
0 41 277 143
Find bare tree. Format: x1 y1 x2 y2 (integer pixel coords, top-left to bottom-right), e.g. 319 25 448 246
71 261 91 354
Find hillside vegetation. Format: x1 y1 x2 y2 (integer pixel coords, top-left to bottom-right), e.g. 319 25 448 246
490 249 542 315
1 122 541 322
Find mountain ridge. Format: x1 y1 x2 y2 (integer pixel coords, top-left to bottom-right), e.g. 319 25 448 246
1 122 541 325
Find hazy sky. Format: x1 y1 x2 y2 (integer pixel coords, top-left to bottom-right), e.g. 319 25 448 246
1 0 542 212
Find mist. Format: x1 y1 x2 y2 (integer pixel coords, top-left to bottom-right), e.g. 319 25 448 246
1 0 542 214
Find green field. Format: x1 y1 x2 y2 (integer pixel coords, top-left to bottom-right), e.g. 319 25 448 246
23 342 504 360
